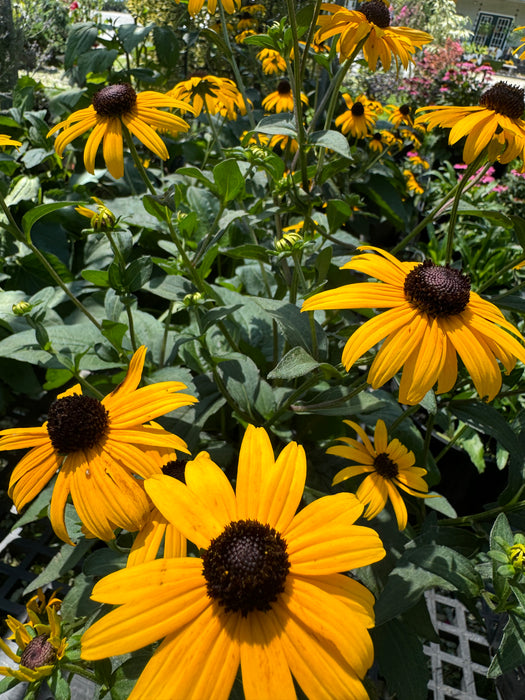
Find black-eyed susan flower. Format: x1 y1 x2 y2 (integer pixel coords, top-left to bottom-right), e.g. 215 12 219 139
302 246 525 405
168 74 248 120
0 591 67 683
237 10 258 30
316 1 432 71
256 48 287 75
386 102 413 127
176 0 240 17
329 419 432 530
262 80 308 113
82 425 385 700
127 452 187 567
335 93 378 138
235 28 256 43
47 84 192 179
404 169 424 194
269 132 300 153
0 135 21 149
406 150 429 169
369 132 385 152
76 196 117 231
0 346 197 544
415 82 525 169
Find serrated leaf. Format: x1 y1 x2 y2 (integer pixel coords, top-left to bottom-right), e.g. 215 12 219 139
65 22 98 69
125 256 153 292
254 114 297 137
117 23 154 53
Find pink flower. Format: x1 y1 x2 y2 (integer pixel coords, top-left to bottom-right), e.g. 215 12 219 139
69 1 78 10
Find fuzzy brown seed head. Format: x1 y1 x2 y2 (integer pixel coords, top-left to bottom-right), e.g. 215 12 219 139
374 452 399 479
359 0 391 28
202 519 290 616
47 394 109 454
399 104 411 116
404 260 471 318
92 84 137 118
351 101 365 117
162 459 187 484
19 635 56 670
277 80 292 95
479 82 525 120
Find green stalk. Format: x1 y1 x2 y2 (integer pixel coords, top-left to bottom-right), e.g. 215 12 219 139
105 228 138 352
479 257 525 294
218 0 256 130
298 0 324 84
444 154 488 264
388 404 420 433
285 0 309 191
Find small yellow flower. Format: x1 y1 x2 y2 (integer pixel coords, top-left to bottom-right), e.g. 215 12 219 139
168 74 248 120
404 169 424 194
335 93 378 138
256 48 287 75
47 84 193 179
76 196 117 231
262 80 308 113
329 419 432 530
386 103 413 127
0 591 67 683
235 28 256 43
176 0 240 17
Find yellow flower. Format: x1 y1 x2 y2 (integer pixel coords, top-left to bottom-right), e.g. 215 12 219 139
404 169 424 194
76 196 117 231
302 246 525 405
415 82 525 169
237 11 258 30
0 134 22 149
335 93 379 138
317 1 431 71
0 591 67 683
262 80 308 113
269 132 299 153
386 103 413 127
176 0 240 17
513 26 525 60
329 419 432 530
256 48 287 75
81 425 385 700
400 127 422 148
168 74 248 120
406 151 429 169
235 28 256 43
0 346 197 544
47 84 192 179
127 451 187 567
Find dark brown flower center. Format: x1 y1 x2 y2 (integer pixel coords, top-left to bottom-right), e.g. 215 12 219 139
162 459 187 483
202 519 290 616
351 101 365 117
372 132 382 141
20 634 56 670
404 260 471 318
277 80 292 95
374 452 399 479
47 394 109 454
399 104 411 116
92 84 137 118
359 0 391 28
479 82 525 120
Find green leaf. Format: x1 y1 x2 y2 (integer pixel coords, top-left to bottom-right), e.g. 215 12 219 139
451 401 521 460
375 544 482 624
5 175 39 206
22 202 80 239
21 148 54 169
216 354 263 420
253 297 326 355
82 269 110 287
268 346 320 380
101 319 128 349
213 160 245 204
222 244 270 262
373 619 430 700
456 205 511 227
309 130 351 158
110 652 152 700
242 34 276 49
65 22 98 69
24 539 93 594
125 256 153 292
14 480 56 527
83 548 127 577
153 26 179 68
254 114 297 137
117 23 154 53
510 214 525 250
487 614 525 677
177 166 215 190
47 670 71 700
